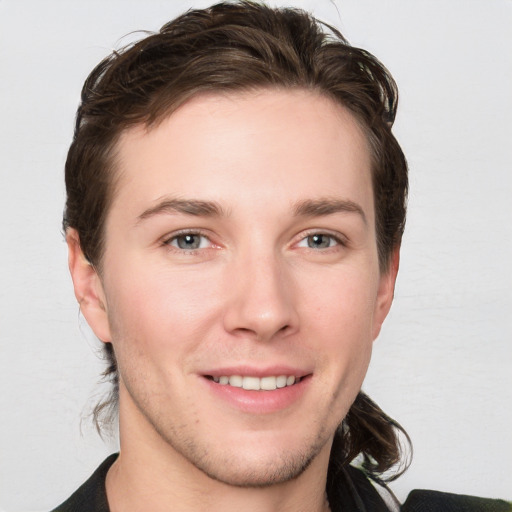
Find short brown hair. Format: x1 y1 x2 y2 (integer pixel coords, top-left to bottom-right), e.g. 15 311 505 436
64 0 410 488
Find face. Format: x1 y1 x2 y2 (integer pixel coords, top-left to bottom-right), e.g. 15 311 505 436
71 89 396 487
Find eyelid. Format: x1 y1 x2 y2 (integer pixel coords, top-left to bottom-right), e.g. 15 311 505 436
162 229 215 251
160 228 348 252
296 229 347 244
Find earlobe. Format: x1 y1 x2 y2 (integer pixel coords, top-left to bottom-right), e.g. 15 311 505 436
66 229 112 343
372 247 400 340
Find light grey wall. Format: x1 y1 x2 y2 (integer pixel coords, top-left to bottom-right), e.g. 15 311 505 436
0 1 511 510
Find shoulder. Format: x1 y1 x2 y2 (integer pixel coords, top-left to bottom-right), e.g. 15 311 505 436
333 465 512 512
401 489 512 512
50 454 118 512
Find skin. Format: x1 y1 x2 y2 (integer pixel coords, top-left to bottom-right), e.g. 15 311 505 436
68 89 398 512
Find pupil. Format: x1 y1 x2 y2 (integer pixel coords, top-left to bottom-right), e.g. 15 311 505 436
309 234 329 248
178 234 200 249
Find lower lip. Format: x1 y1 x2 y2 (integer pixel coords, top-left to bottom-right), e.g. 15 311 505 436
202 376 311 414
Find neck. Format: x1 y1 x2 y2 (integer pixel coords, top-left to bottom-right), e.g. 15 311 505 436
107 457 331 512
106 393 332 512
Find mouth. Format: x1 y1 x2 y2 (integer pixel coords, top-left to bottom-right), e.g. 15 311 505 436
202 370 311 413
205 374 303 391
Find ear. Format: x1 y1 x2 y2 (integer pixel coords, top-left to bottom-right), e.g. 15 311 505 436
372 247 400 340
66 229 112 343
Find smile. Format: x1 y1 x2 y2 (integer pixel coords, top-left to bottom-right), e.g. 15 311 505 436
207 375 301 391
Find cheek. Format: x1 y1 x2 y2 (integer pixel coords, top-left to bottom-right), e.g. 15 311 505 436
103 262 224 357
301 265 379 336
299 266 378 382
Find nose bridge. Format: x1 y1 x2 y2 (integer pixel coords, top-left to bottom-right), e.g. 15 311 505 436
223 243 298 341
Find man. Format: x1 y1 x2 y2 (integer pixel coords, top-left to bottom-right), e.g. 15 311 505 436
52 2 511 511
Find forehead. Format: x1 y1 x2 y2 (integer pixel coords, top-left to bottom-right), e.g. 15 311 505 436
110 89 373 222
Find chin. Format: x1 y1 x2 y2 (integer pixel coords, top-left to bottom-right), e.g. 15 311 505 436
157 420 332 488
191 447 319 488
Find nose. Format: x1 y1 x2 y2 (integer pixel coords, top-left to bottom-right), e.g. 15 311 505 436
222 252 299 342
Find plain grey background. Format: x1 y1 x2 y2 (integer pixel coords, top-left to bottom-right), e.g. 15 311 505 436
1 1 511 510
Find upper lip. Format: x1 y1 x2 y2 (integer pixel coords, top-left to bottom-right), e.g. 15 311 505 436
201 365 311 378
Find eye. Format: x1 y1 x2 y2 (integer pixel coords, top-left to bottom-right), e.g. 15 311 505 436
167 232 210 250
297 233 341 249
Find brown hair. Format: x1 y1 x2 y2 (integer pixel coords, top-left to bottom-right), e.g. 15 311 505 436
64 0 409 484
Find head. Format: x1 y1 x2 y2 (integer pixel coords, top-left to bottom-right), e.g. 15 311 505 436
64 0 409 491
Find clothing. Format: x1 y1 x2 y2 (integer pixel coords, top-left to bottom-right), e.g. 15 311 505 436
51 454 511 512
51 455 114 512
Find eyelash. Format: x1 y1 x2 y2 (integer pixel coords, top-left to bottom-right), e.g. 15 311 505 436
295 230 347 251
162 230 213 253
161 229 347 255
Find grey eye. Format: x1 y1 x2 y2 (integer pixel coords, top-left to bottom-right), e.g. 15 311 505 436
307 234 333 249
174 234 203 250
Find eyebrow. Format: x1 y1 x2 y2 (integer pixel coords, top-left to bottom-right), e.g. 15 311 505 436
136 196 366 224
137 198 226 223
293 198 367 224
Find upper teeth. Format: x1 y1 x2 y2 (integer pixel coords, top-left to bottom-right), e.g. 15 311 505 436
212 375 297 391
